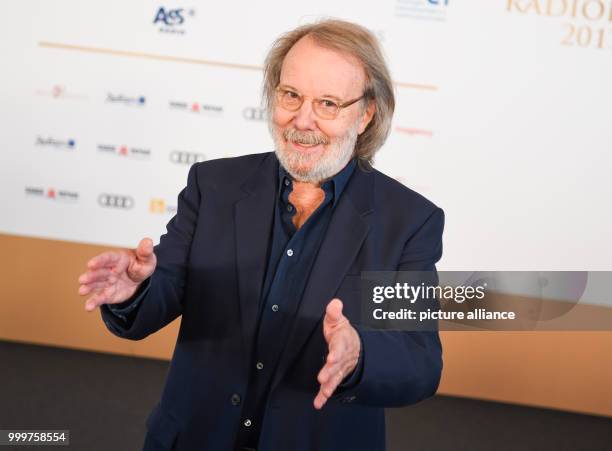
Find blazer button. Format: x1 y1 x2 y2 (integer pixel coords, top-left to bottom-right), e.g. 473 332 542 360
230 393 241 406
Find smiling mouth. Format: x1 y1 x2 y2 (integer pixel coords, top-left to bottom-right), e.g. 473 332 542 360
289 140 323 152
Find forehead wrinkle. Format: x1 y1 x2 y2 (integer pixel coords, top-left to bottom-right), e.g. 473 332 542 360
280 36 366 100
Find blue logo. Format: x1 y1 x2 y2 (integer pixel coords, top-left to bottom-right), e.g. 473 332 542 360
36 136 76 149
395 0 449 21
153 6 195 34
153 7 185 26
106 93 146 106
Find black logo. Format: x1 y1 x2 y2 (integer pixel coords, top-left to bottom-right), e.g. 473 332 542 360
169 150 205 165
242 107 267 121
98 193 134 209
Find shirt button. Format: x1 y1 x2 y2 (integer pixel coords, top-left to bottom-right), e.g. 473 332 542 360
286 204 293 212
256 362 264 370
230 394 241 406
284 179 290 186
287 249 294 257
244 419 252 427
271 304 279 312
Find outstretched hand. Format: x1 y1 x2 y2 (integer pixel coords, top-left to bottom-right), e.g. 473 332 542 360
78 237 157 311
314 298 361 409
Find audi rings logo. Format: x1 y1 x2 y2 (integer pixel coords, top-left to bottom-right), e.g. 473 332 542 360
98 193 134 209
242 107 267 121
169 150 206 165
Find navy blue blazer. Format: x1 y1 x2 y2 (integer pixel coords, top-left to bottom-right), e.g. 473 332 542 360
101 152 445 451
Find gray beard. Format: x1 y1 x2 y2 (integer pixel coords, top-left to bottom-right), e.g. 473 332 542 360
270 122 359 184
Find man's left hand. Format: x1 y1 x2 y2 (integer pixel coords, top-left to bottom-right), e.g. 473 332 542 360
314 298 361 410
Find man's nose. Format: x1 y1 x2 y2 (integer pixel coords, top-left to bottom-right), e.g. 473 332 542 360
292 99 318 130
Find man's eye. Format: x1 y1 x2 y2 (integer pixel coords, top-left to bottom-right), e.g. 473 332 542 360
321 99 338 109
285 91 300 99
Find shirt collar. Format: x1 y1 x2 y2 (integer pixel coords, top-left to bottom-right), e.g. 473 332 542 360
277 159 356 207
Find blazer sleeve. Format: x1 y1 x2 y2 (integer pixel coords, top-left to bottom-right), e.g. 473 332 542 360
99 163 202 340
343 207 445 407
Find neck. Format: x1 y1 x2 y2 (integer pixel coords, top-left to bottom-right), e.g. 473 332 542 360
291 181 323 201
289 182 326 229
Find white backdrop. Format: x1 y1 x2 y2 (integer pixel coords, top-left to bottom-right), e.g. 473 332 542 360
1 0 611 275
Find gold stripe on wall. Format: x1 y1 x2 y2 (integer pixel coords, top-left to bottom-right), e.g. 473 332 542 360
38 41 438 91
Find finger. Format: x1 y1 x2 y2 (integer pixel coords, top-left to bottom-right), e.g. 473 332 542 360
79 280 110 296
327 334 347 363
314 388 329 410
320 370 344 399
78 268 113 285
319 333 346 382
318 360 341 385
324 370 345 396
84 291 109 311
87 252 121 270
135 238 154 260
323 299 348 334
314 370 344 410
79 280 114 296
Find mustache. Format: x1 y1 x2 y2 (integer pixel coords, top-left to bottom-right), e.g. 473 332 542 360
283 128 330 146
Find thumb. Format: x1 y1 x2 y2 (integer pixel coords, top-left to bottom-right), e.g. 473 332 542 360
324 298 345 327
135 237 154 261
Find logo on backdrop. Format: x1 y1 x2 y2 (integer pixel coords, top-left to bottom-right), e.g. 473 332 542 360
150 199 177 215
106 93 146 107
395 0 449 21
25 187 79 202
35 84 87 101
242 107 267 122
97 144 152 159
169 100 223 116
169 151 206 165
153 6 196 35
395 126 434 138
35 136 76 150
98 194 134 210
506 0 612 50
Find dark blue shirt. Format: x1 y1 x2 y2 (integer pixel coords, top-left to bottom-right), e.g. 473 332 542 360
236 159 357 449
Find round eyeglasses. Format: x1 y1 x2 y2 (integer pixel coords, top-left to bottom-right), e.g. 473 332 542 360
275 86 364 120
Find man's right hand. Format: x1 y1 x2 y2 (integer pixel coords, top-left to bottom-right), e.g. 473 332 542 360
78 238 157 311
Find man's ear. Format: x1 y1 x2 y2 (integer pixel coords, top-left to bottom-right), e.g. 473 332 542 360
358 100 376 135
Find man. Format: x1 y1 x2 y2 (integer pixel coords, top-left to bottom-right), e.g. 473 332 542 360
78 19 444 451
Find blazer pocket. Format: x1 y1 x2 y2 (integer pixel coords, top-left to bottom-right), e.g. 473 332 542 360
145 403 180 450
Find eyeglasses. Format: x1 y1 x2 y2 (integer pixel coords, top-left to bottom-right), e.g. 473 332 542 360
274 86 364 120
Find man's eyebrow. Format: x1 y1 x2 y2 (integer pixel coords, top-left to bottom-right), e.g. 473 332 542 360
278 84 343 101
319 92 343 101
278 84 299 92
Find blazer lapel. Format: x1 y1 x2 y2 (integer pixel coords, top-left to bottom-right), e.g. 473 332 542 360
271 167 374 391
234 154 278 357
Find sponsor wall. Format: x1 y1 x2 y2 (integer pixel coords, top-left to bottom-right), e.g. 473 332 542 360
1 1 611 277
